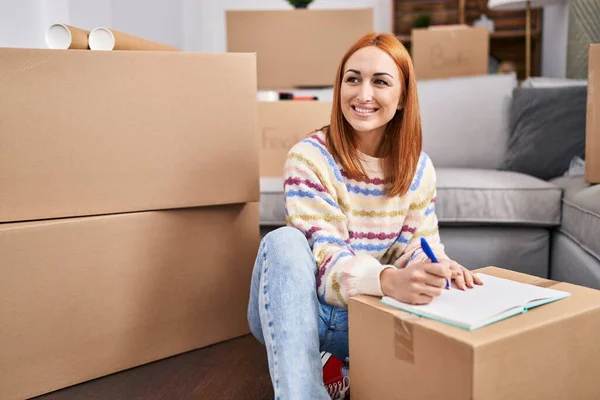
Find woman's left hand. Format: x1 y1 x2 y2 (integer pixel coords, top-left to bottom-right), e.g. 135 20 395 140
437 259 483 290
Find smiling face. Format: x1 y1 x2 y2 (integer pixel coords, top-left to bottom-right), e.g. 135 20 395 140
340 46 402 142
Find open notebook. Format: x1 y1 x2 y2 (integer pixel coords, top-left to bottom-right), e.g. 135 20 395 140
381 273 571 331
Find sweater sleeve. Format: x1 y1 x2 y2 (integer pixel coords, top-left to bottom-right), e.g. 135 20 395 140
283 141 390 308
392 154 449 269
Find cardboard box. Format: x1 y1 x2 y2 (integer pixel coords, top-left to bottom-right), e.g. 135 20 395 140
411 26 489 81
259 101 332 177
586 44 600 183
0 48 259 223
226 9 373 89
349 267 600 400
0 203 259 399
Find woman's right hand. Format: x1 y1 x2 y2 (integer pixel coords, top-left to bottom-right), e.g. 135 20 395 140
380 262 452 305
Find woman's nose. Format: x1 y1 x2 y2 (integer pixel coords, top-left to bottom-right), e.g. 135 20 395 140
357 82 373 103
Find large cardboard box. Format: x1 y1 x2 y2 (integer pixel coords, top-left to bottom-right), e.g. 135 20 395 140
226 9 373 89
0 203 259 399
411 26 489 81
349 267 600 400
259 101 332 177
0 48 259 223
586 43 600 183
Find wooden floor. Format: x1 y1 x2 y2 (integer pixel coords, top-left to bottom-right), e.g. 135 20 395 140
33 335 273 400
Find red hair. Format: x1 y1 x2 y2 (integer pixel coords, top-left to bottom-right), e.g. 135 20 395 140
326 32 422 197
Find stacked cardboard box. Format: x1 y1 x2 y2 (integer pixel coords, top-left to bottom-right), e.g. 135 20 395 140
226 8 373 179
0 48 260 399
258 100 332 177
586 43 600 183
226 9 373 90
411 25 490 81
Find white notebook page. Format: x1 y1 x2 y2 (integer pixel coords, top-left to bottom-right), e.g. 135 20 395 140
381 273 571 329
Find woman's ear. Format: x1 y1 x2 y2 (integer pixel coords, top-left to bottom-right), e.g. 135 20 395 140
397 96 405 110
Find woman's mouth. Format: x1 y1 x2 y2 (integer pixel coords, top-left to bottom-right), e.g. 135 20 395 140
351 105 378 117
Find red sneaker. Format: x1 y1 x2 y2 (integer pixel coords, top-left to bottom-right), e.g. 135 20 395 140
321 351 350 399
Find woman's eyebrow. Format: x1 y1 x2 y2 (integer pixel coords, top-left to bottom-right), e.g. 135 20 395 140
344 69 395 79
373 72 394 79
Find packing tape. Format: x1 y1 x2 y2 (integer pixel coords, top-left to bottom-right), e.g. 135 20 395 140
394 316 419 364
532 278 559 288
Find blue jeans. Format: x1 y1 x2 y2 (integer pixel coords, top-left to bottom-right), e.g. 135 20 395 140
247 227 349 400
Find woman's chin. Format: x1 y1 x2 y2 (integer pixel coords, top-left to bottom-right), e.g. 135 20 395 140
348 121 382 134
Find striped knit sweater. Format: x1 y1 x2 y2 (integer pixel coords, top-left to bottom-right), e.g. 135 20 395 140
284 130 449 308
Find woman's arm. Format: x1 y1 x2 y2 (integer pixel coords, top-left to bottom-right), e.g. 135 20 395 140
392 154 449 269
389 154 482 290
284 139 392 308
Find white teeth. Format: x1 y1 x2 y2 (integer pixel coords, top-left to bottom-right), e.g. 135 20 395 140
355 106 376 113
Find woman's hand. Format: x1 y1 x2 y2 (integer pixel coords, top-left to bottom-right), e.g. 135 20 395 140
436 259 483 290
380 262 452 305
380 259 483 304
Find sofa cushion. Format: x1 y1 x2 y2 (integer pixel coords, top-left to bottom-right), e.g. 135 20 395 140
260 177 286 226
418 74 516 170
549 175 591 200
441 227 550 277
259 168 563 227
435 168 561 226
521 77 587 88
551 232 600 290
559 184 600 261
501 86 587 180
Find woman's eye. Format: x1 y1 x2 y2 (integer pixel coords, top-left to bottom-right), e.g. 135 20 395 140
345 76 359 83
375 79 389 86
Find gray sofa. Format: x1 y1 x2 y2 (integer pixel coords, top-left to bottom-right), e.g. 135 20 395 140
259 73 600 290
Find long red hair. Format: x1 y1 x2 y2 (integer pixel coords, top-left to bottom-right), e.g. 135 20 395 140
326 32 422 197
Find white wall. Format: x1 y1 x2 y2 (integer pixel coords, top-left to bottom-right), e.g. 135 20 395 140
542 3 569 78
111 0 184 49
0 0 567 78
0 0 49 49
0 0 389 52
0 0 190 50
67 0 112 30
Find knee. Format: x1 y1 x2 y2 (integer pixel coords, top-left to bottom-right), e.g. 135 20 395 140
262 226 310 255
259 226 315 275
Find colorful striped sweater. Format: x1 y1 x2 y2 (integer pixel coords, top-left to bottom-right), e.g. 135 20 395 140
284 130 449 308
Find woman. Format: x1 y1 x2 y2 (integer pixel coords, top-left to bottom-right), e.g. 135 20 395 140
247 32 482 400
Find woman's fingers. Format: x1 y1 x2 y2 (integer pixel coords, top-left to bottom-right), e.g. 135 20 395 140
463 267 475 288
445 260 465 290
471 270 484 285
413 293 434 305
424 273 447 289
423 262 452 281
453 269 466 290
419 283 443 298
448 261 485 290
411 260 483 299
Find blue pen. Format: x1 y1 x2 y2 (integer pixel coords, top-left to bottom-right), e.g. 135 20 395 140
420 237 450 289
